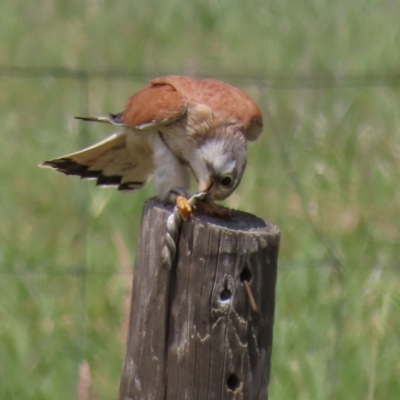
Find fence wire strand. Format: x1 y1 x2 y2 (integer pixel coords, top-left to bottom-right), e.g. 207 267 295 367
2 65 400 87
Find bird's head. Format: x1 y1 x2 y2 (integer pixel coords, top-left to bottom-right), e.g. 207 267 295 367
195 132 247 201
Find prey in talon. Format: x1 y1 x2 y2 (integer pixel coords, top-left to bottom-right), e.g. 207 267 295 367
40 76 263 209
196 201 232 219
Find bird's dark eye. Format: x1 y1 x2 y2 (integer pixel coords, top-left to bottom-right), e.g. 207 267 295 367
220 175 233 187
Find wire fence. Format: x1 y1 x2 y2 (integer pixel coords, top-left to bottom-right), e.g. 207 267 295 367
2 64 399 400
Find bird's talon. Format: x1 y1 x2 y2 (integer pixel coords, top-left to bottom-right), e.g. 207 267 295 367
176 196 193 221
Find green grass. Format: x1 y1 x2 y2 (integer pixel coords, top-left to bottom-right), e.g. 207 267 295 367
1 1 400 399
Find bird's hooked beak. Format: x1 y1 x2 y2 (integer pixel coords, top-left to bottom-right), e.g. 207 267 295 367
199 179 215 203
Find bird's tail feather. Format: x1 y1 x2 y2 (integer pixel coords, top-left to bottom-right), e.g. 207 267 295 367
40 131 153 191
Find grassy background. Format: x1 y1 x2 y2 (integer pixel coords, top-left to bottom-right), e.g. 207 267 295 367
1 0 400 399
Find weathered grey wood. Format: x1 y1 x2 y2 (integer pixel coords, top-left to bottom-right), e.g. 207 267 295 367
118 199 172 399
119 198 280 400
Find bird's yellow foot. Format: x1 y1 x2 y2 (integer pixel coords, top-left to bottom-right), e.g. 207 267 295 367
196 201 231 219
176 196 193 221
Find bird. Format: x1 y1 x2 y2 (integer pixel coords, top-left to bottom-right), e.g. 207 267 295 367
40 75 263 217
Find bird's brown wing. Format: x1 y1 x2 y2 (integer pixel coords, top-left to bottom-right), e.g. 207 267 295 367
150 76 263 141
74 84 187 128
122 82 188 129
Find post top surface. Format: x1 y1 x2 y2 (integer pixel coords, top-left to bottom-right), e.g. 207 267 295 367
146 198 280 235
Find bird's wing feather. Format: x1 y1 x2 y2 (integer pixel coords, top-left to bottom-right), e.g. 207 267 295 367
75 83 188 130
122 83 188 129
40 131 153 191
74 114 125 126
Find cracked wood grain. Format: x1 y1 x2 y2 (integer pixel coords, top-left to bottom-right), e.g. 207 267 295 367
119 198 280 400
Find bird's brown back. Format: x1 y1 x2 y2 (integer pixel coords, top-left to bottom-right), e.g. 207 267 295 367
122 76 263 141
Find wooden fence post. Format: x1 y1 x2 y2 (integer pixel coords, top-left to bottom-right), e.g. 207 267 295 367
119 198 280 400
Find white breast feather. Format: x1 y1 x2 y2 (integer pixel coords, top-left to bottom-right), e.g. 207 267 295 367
151 133 190 199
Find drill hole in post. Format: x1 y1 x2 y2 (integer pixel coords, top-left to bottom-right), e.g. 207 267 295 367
220 288 232 302
240 266 252 283
227 373 241 392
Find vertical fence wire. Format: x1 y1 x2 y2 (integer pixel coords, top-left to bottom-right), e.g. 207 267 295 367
257 81 345 396
76 74 90 388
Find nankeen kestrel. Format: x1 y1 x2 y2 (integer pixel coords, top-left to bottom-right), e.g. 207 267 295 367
41 76 263 213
